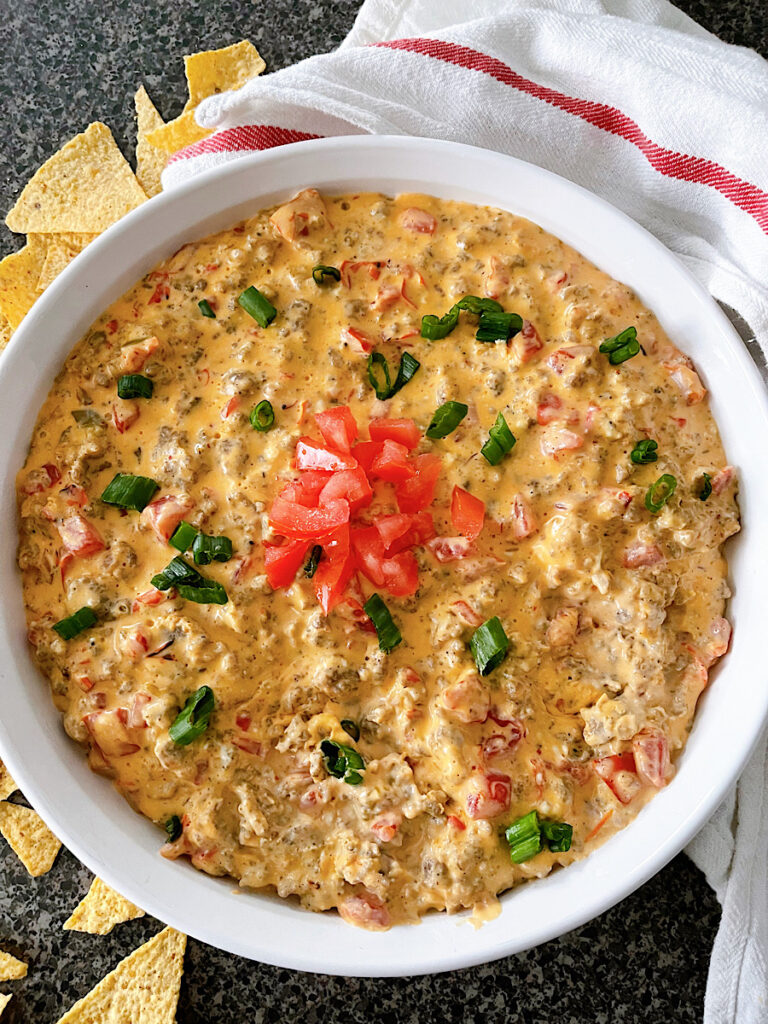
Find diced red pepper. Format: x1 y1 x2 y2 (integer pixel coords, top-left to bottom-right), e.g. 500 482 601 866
318 466 373 513
369 417 421 450
57 514 105 557
269 497 350 541
314 406 359 454
395 454 442 513
295 437 358 473
370 439 415 483
593 753 641 804
264 538 311 589
450 486 485 540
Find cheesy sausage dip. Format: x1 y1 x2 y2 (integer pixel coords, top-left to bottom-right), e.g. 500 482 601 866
17 190 739 930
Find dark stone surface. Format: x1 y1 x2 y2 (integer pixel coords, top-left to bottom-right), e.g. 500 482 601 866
1 0 762 1020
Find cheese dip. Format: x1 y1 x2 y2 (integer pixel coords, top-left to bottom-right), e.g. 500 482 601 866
17 190 738 930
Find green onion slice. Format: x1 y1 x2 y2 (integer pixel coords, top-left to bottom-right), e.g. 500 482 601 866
165 815 183 842
101 473 160 511
698 472 712 501
505 810 541 863
630 439 658 465
238 285 277 327
363 593 402 653
169 685 215 746
117 374 153 400
426 401 469 439
645 473 677 513
198 299 216 318
480 412 516 466
304 545 322 578
540 819 573 853
599 326 641 365
312 265 341 285
455 296 504 316
320 739 365 785
470 616 509 675
340 719 360 742
151 556 229 605
192 533 233 565
420 295 505 341
169 521 198 552
475 311 523 343
177 582 228 605
367 351 420 401
250 400 275 432
53 605 97 641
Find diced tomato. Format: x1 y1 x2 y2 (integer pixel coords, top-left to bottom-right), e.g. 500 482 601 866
540 425 584 456
452 600 483 627
126 693 151 729
380 550 419 597
83 709 140 759
221 396 240 420
60 484 88 507
314 406 358 453
451 486 485 540
121 336 159 372
351 440 384 473
665 363 706 405
313 525 354 614
351 526 419 596
510 495 537 541
484 255 510 300
341 326 375 355
622 541 664 568
466 771 511 820
632 729 671 788
447 814 466 831
338 892 391 931
233 735 263 755
21 463 61 495
106 319 118 334
57 514 105 557
118 626 149 661
141 495 194 543
369 417 421 450
536 393 562 425
147 276 170 304
395 454 441 513
370 439 415 483
370 283 402 312
442 675 490 724
370 811 402 843
339 260 383 289
131 587 167 613
295 437 358 473
427 536 472 562
280 470 333 508
264 538 311 589
711 466 735 494
269 497 350 541
701 616 732 667
400 207 437 234
593 753 641 804
514 320 544 363
112 399 140 433
235 712 252 731
269 189 329 243
318 466 373 513
374 511 435 554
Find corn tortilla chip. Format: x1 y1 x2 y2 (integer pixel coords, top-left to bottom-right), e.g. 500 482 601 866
0 993 10 1016
0 315 11 353
184 39 265 109
5 122 147 234
0 803 61 876
0 236 46 330
134 87 167 198
64 877 145 935
54 926 186 1024
35 233 96 291
0 952 27 981
0 760 17 801
144 109 210 156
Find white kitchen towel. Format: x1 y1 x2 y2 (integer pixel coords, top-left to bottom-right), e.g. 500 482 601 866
162 2 768 1018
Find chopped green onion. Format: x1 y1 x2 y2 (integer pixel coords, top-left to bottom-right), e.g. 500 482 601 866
455 296 504 316
151 556 229 604
599 326 641 365
169 520 198 552
101 473 159 511
198 299 216 318
320 739 365 785
426 401 469 439
363 593 402 653
117 374 153 399
470 616 509 675
698 472 712 501
72 409 105 428
177 582 228 605
630 439 658 465
312 265 341 285
475 311 523 343
645 473 677 514
505 810 541 863
304 545 322 578
367 351 420 401
238 285 277 327
510 834 541 863
165 815 182 842
480 412 516 466
191 533 233 565
169 685 215 746
540 820 573 853
341 719 360 742
250 400 275 432
52 605 98 641
421 306 460 341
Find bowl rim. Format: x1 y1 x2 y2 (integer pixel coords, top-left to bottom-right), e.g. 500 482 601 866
1 134 766 977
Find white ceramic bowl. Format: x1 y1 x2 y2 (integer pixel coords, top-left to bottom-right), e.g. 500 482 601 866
1 136 766 976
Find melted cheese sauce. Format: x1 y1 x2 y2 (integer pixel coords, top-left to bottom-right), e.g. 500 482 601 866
16 191 739 930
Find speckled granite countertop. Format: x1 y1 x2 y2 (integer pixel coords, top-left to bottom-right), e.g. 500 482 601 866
0 2 765 1021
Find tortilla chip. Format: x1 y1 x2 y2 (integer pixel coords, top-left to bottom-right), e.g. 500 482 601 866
5 122 147 234
184 40 265 108
0 315 10 353
0 803 61 876
135 87 168 198
144 109 210 156
34 233 96 291
0 236 46 330
64 877 145 935
0 761 17 801
0 993 10 1016
0 952 27 981
54 927 186 1024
